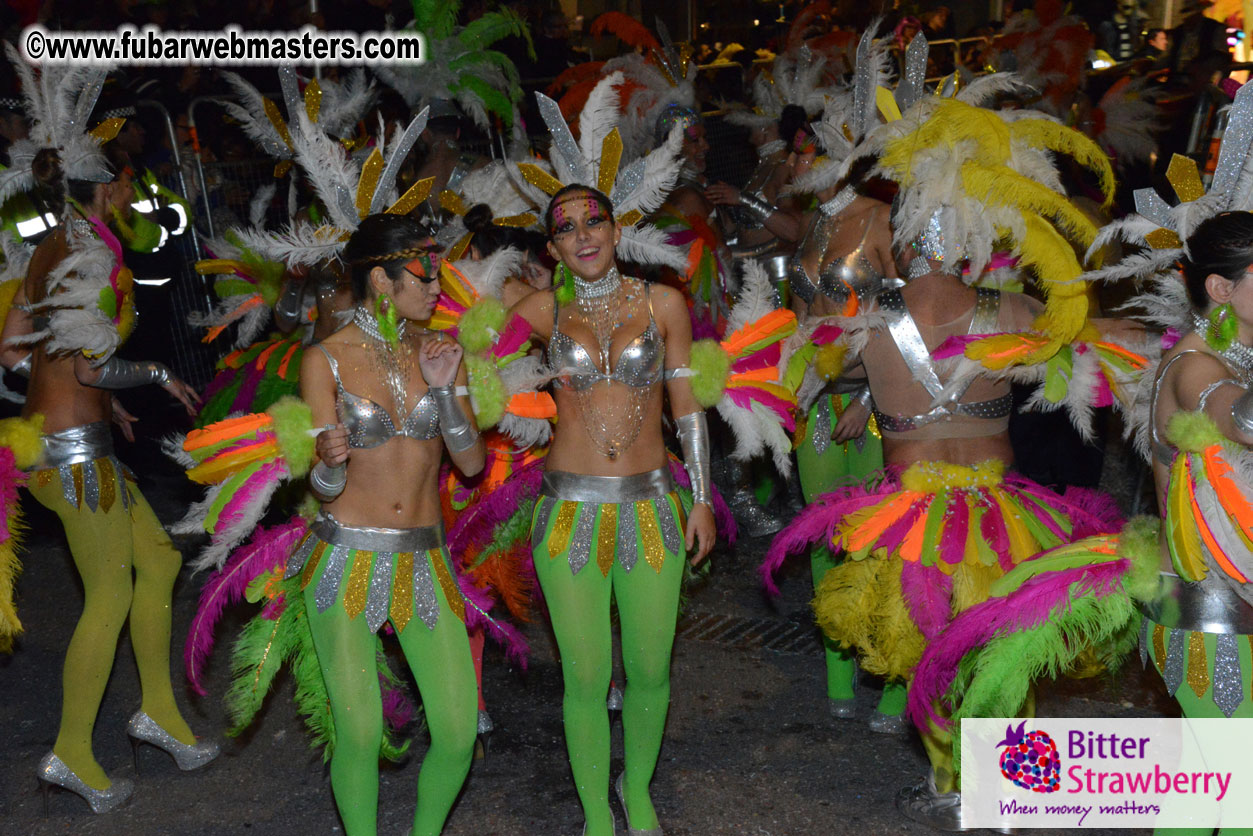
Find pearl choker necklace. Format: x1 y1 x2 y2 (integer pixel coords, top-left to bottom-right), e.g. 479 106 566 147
574 266 622 299
354 305 406 343
819 187 857 218
757 139 787 159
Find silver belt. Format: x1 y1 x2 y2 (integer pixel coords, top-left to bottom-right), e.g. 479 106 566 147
310 513 445 553
873 393 1014 433
36 422 113 470
1138 574 1253 634
540 467 675 503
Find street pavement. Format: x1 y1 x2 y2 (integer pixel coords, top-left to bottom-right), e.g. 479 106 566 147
0 451 1169 836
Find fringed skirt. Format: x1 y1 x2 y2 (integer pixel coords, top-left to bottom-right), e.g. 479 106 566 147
798 459 1121 680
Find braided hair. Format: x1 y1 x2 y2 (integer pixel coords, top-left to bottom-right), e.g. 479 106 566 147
342 213 435 302
1181 211 1253 310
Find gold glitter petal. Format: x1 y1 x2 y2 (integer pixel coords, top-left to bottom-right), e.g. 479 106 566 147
439 190 468 216
263 97 294 150
1153 623 1167 672
387 176 435 215
598 128 623 197
301 541 328 589
430 549 466 623
97 458 116 513
596 503 618 577
355 148 384 220
637 500 665 573
518 163 564 196
274 160 293 178
343 550 372 619
89 117 126 143
617 209 643 227
1187 631 1211 698
1166 153 1205 203
448 233 473 262
1145 228 1183 250
304 78 323 123
391 551 414 633
549 501 578 555
494 213 537 228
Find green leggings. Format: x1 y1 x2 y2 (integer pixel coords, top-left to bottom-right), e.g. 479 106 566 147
796 395 906 716
532 493 686 836
1148 620 1253 836
304 547 476 836
29 459 196 791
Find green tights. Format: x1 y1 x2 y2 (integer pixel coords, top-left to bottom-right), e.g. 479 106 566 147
533 522 685 836
304 548 476 836
797 394 905 716
30 468 195 792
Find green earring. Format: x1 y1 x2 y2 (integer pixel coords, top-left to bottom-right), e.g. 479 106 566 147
1207 303 1237 352
375 293 400 348
554 262 575 305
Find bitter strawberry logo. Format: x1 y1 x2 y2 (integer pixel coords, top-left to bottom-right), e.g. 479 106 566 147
997 721 1061 793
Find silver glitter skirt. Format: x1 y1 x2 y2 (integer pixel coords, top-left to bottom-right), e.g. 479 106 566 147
533 467 685 577
29 423 134 513
1139 573 1253 717
284 513 465 633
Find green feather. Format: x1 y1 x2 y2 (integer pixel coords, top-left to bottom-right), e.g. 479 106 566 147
451 76 516 126
457 10 526 50
225 604 298 734
410 0 457 38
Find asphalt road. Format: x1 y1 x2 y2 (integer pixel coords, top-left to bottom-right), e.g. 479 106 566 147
0 449 1170 836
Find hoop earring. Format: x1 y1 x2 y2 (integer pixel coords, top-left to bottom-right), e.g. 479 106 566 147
1207 303 1237 352
375 293 400 348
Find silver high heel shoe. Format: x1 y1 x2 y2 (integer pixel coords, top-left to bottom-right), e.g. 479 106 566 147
37 752 133 815
126 711 220 773
614 774 662 836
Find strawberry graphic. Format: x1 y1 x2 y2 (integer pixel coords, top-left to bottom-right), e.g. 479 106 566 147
996 721 1061 793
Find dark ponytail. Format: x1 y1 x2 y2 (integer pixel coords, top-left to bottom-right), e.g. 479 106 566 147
778 104 810 150
1181 211 1253 309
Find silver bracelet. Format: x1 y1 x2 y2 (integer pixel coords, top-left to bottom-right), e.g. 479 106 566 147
310 460 347 498
429 384 479 453
9 354 31 378
1232 387 1253 436
739 191 776 223
273 279 307 330
852 384 873 409
676 411 712 507
91 357 172 389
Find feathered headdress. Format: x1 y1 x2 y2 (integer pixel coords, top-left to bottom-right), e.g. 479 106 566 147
375 0 529 131
432 161 540 260
0 44 122 206
725 46 831 131
511 71 688 272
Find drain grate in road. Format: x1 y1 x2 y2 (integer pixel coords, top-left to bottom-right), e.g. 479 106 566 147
676 610 822 655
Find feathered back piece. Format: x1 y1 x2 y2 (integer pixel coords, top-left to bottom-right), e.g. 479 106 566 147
512 72 687 270
0 43 121 206
433 161 540 260
375 0 529 130
863 72 1114 345
726 46 831 131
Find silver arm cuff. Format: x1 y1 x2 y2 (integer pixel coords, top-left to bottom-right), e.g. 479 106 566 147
91 357 172 389
852 384 873 410
430 385 479 453
273 279 307 330
310 460 347 498
9 354 31 378
739 192 776 223
676 410 712 507
1232 387 1253 436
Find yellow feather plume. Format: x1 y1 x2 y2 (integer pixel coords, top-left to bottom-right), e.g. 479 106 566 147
814 343 847 381
0 414 45 470
1009 118 1116 207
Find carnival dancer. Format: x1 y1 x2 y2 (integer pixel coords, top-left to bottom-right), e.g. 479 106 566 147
0 52 216 813
764 62 1123 827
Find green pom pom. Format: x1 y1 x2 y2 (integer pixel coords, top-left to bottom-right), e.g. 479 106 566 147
688 339 731 408
267 396 315 477
554 263 575 305
465 353 507 428
458 298 506 354
1118 516 1162 604
1165 409 1227 453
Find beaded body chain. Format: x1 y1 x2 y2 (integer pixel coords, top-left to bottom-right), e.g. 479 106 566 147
353 306 416 416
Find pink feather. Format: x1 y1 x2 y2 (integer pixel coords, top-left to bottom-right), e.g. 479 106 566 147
760 494 846 596
908 556 1130 729
184 517 308 694
0 448 25 539
214 461 289 533
447 458 544 558
979 498 1011 570
381 675 415 729
668 458 738 544
937 493 969 567
493 313 534 359
458 576 529 668
899 560 953 640
932 334 989 360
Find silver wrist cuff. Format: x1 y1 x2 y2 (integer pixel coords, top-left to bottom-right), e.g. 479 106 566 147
1232 387 1253 436
91 357 172 389
853 384 873 410
273 280 306 329
310 460 347 498
739 192 776 222
430 384 479 453
676 411 712 507
10 354 31 378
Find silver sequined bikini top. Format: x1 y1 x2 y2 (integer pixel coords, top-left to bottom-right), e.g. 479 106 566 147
790 208 891 307
315 345 440 448
546 285 665 391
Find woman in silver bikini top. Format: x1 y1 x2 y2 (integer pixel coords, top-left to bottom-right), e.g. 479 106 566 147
790 194 897 309
545 283 666 391
315 344 442 447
